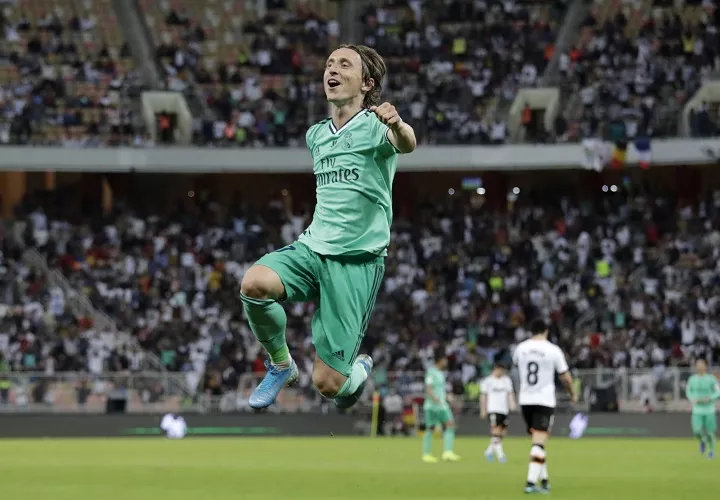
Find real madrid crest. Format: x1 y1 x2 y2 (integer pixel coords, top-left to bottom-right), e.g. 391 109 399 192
342 132 353 150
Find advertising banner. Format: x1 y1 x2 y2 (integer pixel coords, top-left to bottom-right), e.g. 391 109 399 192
0 412 694 439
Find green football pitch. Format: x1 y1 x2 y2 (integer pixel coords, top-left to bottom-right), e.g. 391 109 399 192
0 437 716 499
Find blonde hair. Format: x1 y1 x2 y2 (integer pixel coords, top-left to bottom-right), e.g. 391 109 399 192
337 44 386 107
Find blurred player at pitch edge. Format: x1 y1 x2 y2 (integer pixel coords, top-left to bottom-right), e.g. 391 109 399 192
240 45 416 410
568 412 588 439
480 360 516 463
160 413 187 439
685 358 720 458
422 349 461 463
513 319 577 494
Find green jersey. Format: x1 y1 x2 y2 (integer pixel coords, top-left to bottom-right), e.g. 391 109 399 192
298 110 400 257
425 366 448 409
686 374 720 415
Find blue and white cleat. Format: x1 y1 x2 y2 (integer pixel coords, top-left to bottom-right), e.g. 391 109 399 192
709 452 714 459
498 455 508 464
524 484 548 494
334 354 373 409
701 441 706 455
248 360 299 409
540 480 551 492
484 450 494 462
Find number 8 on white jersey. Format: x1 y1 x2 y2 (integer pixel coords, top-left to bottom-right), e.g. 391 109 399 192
512 339 569 408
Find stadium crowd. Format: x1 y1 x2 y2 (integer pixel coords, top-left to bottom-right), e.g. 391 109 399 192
143 0 562 147
0 0 719 411
1 181 719 409
560 0 720 142
0 0 717 148
359 0 567 145
0 0 147 147
147 0 570 147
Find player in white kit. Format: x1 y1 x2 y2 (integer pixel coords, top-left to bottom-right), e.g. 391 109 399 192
512 319 576 494
480 361 515 463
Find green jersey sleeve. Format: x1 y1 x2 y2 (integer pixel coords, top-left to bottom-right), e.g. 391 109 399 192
305 121 324 153
306 126 314 151
369 114 401 158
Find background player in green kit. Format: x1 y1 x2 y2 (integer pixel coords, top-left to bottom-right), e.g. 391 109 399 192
422 350 461 463
685 358 720 458
240 44 416 409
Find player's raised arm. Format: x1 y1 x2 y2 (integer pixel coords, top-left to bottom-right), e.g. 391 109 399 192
370 103 417 154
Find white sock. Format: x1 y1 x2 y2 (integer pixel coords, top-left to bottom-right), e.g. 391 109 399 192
485 438 494 455
527 445 546 484
540 463 549 481
493 437 505 458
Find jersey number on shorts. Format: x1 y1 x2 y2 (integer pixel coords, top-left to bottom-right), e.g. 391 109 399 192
527 362 539 386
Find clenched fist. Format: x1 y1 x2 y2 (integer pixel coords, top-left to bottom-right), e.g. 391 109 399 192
369 102 403 130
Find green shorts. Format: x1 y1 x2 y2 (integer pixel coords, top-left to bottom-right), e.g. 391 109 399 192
255 242 384 376
691 413 717 435
424 405 453 428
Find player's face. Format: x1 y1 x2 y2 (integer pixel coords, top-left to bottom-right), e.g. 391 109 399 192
437 357 448 370
696 359 707 374
324 48 370 104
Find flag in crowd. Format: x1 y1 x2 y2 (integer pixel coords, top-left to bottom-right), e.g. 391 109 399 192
610 140 627 169
581 138 652 171
635 137 652 169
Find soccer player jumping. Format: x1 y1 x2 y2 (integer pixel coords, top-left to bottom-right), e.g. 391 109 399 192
240 45 416 410
685 358 720 458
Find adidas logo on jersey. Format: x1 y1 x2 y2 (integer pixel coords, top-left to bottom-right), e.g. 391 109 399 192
331 350 345 361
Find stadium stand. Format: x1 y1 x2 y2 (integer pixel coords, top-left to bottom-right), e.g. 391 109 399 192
0 0 715 148
137 0 571 146
139 0 339 146
369 0 568 145
1 0 719 415
0 0 145 147
561 0 720 142
5 180 719 411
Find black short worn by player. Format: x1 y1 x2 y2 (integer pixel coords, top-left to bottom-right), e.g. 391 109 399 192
488 412 509 428
521 404 555 435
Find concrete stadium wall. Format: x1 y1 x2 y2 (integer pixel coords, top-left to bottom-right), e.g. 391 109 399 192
0 412 695 438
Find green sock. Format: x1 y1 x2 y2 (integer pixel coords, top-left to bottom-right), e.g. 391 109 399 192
335 361 368 397
696 433 706 445
443 427 455 453
240 294 289 365
423 429 433 455
709 434 716 454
